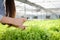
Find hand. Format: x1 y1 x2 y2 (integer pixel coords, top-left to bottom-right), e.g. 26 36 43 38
12 18 27 29
1 17 27 29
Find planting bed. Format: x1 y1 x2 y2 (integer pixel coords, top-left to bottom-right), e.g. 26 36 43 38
0 19 60 40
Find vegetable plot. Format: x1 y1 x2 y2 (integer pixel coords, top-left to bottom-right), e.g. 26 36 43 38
0 19 60 40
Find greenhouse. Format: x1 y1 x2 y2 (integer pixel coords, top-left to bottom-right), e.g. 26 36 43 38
0 0 60 40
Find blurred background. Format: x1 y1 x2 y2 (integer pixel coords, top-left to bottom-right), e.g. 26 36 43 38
15 0 60 20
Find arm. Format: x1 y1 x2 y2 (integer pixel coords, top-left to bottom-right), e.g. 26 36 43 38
0 16 26 29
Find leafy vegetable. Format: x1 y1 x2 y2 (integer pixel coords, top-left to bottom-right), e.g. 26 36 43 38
0 19 60 40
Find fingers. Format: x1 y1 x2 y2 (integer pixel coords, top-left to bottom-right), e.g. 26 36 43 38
19 26 25 30
18 18 27 29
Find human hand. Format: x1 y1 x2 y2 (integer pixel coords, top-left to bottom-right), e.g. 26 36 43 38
12 18 27 29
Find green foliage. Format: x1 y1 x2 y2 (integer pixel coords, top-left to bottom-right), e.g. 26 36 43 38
0 19 60 40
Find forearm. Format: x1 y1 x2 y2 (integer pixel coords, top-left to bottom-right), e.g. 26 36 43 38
0 16 13 24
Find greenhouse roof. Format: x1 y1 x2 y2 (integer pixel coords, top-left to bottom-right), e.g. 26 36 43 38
16 0 60 8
